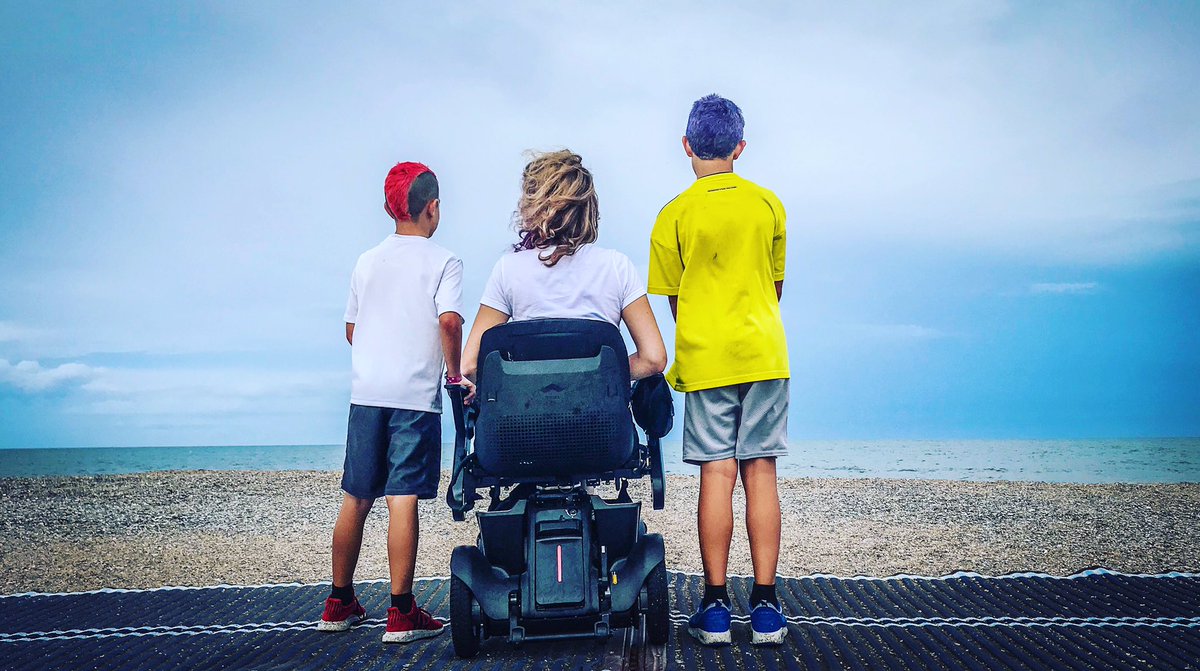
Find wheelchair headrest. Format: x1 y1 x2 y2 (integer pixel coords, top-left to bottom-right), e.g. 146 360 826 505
479 318 631 382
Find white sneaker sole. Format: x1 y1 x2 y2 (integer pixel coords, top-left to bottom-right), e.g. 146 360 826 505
752 626 788 645
382 627 444 644
316 615 365 632
688 626 732 646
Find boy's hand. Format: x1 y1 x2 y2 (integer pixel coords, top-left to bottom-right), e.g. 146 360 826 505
458 378 477 405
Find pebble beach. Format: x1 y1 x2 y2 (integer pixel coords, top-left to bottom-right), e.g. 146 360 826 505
2 470 1198 594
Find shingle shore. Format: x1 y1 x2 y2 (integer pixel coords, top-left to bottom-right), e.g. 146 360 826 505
1 470 1197 593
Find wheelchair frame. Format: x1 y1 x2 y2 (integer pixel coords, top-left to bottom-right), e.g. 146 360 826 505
443 319 671 658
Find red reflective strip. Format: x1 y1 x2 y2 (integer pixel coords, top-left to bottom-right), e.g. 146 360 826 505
557 545 563 582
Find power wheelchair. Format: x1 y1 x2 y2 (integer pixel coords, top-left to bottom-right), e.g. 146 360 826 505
443 318 673 658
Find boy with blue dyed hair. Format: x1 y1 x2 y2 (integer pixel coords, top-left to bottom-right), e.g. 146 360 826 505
649 94 790 646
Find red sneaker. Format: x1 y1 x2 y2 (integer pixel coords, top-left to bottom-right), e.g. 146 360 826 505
317 597 367 632
381 604 445 643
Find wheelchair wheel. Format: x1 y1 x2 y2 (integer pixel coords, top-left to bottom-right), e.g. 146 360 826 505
449 573 481 658
644 561 670 645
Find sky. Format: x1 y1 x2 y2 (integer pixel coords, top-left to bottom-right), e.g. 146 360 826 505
1 1 1197 448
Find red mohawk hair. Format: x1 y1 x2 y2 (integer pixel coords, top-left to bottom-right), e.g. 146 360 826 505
384 162 434 221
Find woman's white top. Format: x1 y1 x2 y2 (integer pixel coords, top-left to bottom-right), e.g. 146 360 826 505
480 244 645 326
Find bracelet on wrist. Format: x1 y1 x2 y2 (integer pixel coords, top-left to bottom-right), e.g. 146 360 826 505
446 375 463 385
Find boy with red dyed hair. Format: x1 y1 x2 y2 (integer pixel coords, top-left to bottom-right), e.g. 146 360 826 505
317 161 470 644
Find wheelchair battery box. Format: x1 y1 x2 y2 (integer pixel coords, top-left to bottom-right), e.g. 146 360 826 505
530 508 589 610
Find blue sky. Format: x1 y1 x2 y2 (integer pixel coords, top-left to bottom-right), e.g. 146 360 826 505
1 1 1197 448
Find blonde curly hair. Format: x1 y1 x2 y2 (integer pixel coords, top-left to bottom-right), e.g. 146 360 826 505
513 149 599 267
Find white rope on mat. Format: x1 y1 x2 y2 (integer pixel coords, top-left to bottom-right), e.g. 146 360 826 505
5 615 1200 643
2 567 1197 600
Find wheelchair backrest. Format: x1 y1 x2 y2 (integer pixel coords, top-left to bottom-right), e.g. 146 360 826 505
474 318 636 478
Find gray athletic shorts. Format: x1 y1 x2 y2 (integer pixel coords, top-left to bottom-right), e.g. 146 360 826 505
682 378 789 464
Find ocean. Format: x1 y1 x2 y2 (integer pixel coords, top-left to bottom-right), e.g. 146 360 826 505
0 438 1196 483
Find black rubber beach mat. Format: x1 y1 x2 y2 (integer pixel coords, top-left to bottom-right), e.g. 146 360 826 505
1 570 1198 670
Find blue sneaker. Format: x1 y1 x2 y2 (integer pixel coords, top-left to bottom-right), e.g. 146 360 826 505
687 600 732 646
750 601 788 645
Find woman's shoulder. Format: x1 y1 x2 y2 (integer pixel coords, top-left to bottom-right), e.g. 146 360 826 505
577 244 631 265
591 246 637 275
490 247 548 278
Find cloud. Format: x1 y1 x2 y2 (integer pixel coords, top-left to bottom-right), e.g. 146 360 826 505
0 322 41 344
0 359 97 392
2 3 1199 444
75 366 347 416
1029 282 1100 295
0 353 344 418
2 3 1198 365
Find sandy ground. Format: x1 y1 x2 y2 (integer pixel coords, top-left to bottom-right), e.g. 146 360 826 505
1 470 1198 593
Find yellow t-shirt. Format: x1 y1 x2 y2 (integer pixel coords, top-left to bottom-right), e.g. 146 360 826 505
648 172 789 392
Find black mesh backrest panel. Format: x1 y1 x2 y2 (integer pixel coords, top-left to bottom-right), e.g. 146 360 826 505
475 319 635 477
478 318 631 382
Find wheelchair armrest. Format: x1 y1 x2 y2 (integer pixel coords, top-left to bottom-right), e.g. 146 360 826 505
444 384 476 438
444 383 478 521
649 435 665 510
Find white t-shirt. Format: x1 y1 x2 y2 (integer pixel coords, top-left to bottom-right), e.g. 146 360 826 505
480 244 645 326
344 234 463 413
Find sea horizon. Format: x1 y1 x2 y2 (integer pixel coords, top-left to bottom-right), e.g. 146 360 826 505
6 434 1199 450
1 438 1196 484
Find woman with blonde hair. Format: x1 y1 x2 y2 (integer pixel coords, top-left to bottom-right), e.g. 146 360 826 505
463 149 667 382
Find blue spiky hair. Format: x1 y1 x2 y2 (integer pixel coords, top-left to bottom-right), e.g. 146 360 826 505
685 94 744 160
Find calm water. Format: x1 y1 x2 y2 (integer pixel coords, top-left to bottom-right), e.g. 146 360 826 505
1 439 1196 483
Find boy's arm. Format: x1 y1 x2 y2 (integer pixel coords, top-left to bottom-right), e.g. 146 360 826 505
344 261 360 345
667 296 677 322
434 256 468 381
771 193 786 301
647 206 683 299
439 313 464 378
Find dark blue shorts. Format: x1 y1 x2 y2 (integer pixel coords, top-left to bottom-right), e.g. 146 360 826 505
341 404 441 500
